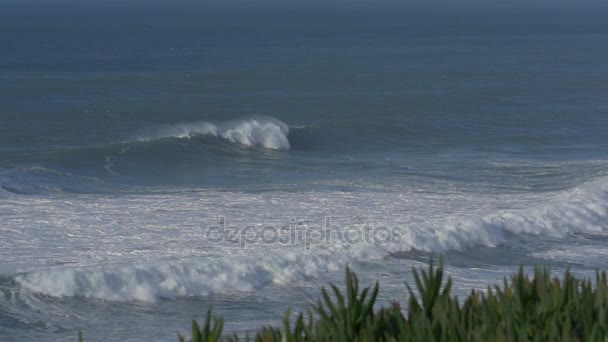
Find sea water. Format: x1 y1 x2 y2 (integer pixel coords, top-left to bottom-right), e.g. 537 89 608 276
1 1 608 340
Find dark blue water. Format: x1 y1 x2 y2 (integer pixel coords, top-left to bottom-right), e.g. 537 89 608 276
1 2 608 341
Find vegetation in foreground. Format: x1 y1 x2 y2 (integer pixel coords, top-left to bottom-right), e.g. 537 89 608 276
177 258 608 342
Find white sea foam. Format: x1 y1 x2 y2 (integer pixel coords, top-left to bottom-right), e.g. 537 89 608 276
5 175 608 302
15 251 343 302
383 178 608 254
137 117 290 150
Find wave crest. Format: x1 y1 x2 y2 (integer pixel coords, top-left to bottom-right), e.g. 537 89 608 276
14 251 341 302
139 117 290 150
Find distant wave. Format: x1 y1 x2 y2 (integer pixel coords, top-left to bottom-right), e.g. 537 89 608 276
135 117 290 150
0 117 292 194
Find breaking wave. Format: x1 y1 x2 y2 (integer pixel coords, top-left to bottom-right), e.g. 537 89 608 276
14 252 342 302
136 117 290 150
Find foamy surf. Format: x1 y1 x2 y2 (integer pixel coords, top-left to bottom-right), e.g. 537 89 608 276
14 251 343 302
385 176 608 253
7 175 608 302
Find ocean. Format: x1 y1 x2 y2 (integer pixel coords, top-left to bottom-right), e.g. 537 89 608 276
1 1 608 340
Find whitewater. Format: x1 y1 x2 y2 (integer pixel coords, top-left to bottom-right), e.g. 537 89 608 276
3 150 608 301
3 150 608 339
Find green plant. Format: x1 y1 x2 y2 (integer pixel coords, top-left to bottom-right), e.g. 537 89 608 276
179 309 224 342
80 257 608 341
